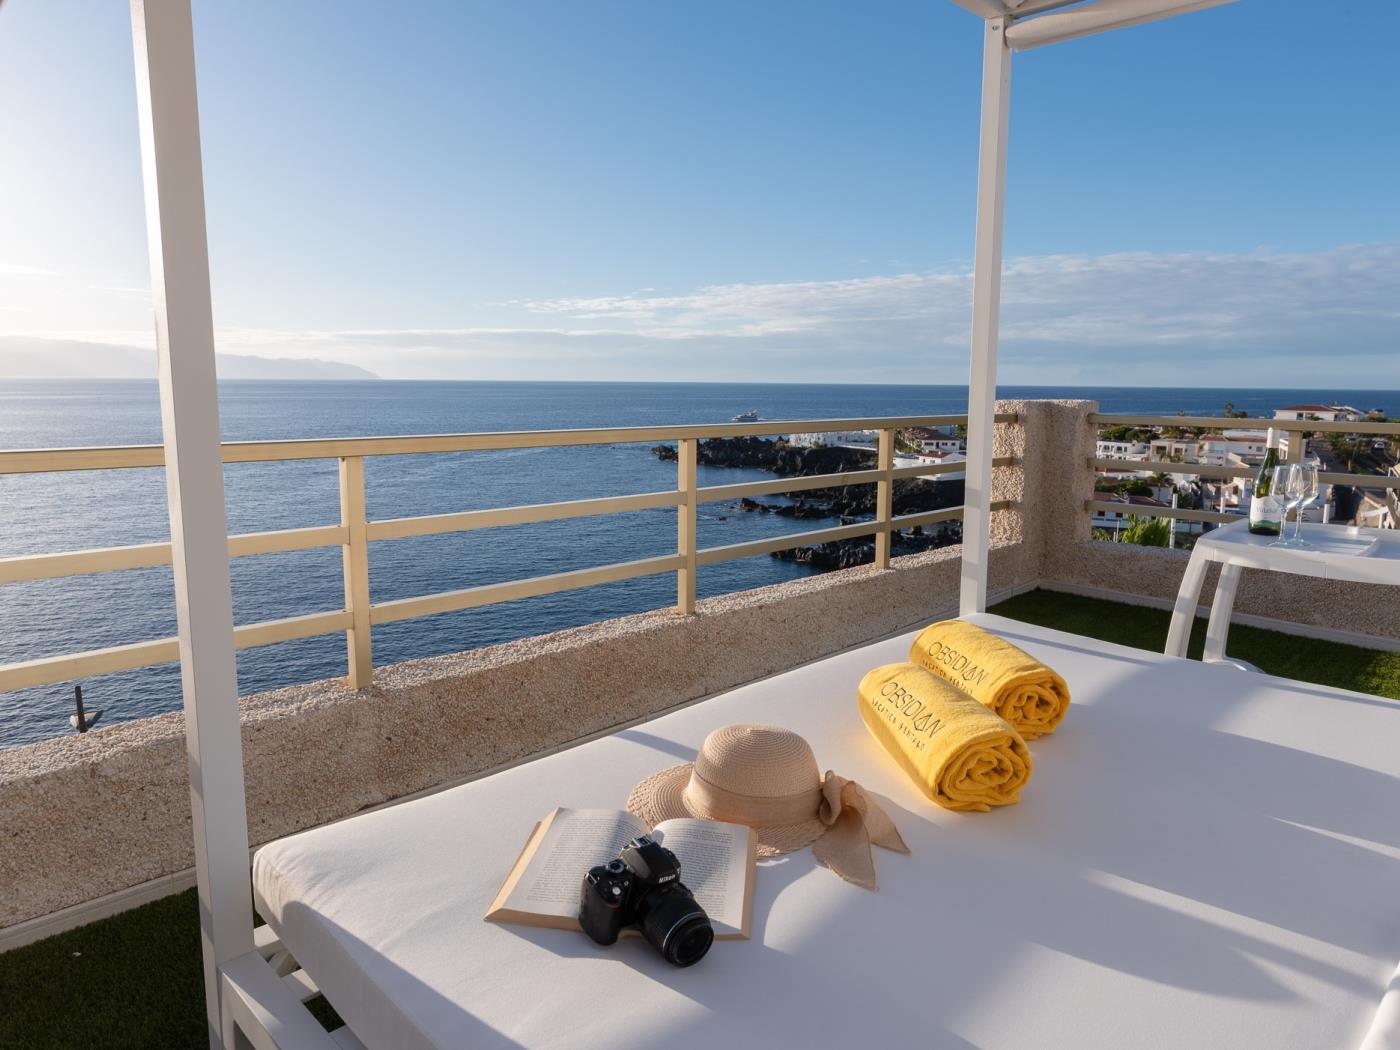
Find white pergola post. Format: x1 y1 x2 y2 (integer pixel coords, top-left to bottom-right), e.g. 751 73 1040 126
130 2 254 1046
959 15 1012 616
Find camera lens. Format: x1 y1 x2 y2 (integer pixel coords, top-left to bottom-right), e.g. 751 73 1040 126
666 915 715 967
639 890 714 967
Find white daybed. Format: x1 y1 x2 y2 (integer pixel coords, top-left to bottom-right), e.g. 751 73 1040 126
250 614 1400 1050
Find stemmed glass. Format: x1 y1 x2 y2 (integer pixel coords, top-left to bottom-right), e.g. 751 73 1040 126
1270 463 1319 548
1289 457 1321 546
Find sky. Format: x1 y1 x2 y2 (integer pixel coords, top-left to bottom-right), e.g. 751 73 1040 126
1 0 1398 386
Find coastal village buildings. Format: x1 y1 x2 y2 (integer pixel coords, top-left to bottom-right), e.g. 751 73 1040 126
1089 407 1389 540
786 429 880 448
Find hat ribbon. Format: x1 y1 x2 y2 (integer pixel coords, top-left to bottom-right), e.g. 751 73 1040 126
812 771 910 891
683 771 824 826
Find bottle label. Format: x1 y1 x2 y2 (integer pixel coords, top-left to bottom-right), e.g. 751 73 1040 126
1249 494 1281 533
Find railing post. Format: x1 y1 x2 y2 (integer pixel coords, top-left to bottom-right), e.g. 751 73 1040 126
339 456 373 688
676 438 698 614
874 428 895 569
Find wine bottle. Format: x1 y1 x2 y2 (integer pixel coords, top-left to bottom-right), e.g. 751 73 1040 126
1248 428 1282 536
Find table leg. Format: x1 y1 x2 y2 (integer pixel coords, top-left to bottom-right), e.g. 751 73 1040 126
1203 562 1243 663
1165 549 1209 658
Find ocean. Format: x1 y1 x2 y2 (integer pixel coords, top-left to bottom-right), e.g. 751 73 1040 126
1 380 1393 748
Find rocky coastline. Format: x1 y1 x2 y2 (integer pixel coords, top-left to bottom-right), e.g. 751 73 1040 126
652 436 964 568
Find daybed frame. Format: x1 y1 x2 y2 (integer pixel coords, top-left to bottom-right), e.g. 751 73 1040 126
123 1 1240 1046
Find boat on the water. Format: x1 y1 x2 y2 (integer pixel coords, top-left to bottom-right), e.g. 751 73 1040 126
731 410 760 423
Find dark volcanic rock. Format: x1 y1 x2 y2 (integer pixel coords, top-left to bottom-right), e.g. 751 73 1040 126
738 478 965 520
772 524 961 570
651 436 786 468
650 437 876 476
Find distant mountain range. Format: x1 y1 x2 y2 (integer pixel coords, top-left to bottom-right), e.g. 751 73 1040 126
0 336 378 380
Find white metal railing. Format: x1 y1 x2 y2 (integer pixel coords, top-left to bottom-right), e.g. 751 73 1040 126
0 415 1017 693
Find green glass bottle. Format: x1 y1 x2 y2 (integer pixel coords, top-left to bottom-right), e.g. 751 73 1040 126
1248 428 1282 536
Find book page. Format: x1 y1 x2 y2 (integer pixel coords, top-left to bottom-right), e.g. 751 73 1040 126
651 818 757 938
493 808 647 922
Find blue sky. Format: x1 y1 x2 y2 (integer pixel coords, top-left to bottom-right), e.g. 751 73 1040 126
1 0 1398 385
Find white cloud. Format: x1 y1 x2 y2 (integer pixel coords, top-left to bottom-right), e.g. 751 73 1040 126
8 244 1399 384
0 262 58 277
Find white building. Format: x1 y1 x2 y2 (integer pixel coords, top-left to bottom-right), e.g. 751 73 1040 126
1220 429 1269 460
905 426 965 454
900 449 966 481
1149 438 1199 461
1273 404 1363 423
786 429 878 448
1096 439 1151 460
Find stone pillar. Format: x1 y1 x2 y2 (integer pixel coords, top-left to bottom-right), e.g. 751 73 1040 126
989 399 1097 591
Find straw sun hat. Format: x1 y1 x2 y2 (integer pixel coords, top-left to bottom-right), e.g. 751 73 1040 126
627 724 909 890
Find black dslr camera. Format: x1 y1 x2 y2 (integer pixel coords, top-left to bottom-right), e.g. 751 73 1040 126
578 835 714 967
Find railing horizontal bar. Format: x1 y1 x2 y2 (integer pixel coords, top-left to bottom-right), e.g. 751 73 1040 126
1092 456 1252 480
0 525 348 585
889 455 1013 481
228 524 348 557
699 455 1016 503
0 609 354 693
0 637 181 693
1318 472 1400 489
889 507 964 529
366 490 681 541
1091 456 1400 489
695 497 1019 566
1090 413 1399 436
0 446 167 475
0 542 173 585
888 500 1012 531
1086 499 1237 524
0 415 1018 475
697 469 883 503
369 554 685 626
696 521 880 566
233 609 353 650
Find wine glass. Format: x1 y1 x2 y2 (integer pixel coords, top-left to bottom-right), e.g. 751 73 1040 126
1269 464 1302 548
1289 459 1321 547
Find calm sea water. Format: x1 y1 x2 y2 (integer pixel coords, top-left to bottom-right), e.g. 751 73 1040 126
1 380 1393 747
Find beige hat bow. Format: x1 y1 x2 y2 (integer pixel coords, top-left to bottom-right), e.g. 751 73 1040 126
814 771 910 889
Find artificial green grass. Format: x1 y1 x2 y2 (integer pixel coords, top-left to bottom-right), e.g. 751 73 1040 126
0 889 207 1050
0 888 342 1050
990 588 1400 701
3 590 1396 1047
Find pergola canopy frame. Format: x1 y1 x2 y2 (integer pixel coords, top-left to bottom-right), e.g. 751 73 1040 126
957 0 1238 615
122 0 1237 1044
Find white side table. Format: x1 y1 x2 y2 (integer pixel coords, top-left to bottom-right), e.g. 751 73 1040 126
1165 519 1400 662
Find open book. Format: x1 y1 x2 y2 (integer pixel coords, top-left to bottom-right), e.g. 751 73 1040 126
485 808 757 939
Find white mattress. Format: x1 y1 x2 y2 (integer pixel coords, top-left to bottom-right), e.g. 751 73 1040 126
253 614 1400 1050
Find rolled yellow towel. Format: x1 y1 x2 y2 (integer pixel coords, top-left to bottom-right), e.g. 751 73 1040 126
909 619 1070 740
858 663 1032 812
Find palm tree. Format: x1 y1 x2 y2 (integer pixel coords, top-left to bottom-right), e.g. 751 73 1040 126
1120 515 1171 547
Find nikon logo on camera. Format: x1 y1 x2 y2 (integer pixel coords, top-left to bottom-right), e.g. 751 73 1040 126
916 640 990 687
